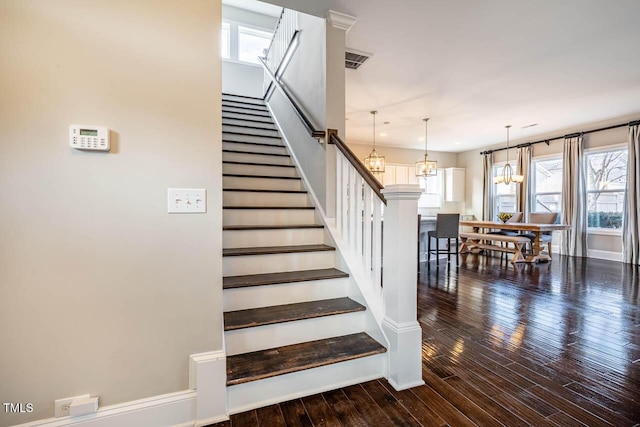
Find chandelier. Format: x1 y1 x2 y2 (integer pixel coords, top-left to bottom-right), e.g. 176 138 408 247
415 117 437 177
363 111 385 174
494 125 524 184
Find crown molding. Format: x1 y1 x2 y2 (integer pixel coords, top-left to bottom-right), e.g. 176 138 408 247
326 10 357 32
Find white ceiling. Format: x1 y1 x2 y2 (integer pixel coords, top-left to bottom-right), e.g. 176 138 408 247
261 0 640 152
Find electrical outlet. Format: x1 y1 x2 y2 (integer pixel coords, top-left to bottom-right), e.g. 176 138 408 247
54 394 90 418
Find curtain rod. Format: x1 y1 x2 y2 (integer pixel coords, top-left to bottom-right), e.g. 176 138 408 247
480 119 640 155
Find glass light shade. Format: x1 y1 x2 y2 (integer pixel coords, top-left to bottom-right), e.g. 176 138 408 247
415 156 438 177
495 163 524 185
364 149 385 173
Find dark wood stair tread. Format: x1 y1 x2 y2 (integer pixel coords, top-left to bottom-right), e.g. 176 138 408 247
222 123 277 132
224 297 365 331
223 188 306 194
223 224 323 230
223 161 296 168
223 174 300 180
221 109 271 118
222 139 282 148
223 244 335 257
222 101 268 110
222 149 289 157
222 116 274 125
223 131 281 139
223 268 348 289
226 333 386 386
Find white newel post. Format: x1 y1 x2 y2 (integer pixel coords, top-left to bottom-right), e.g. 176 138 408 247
381 184 425 390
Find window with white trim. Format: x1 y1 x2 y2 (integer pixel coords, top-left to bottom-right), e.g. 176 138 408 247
221 21 273 65
238 26 272 64
221 22 231 59
532 157 562 214
586 148 627 230
493 164 516 217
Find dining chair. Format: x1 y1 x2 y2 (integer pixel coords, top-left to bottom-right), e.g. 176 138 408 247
523 212 559 256
427 213 460 269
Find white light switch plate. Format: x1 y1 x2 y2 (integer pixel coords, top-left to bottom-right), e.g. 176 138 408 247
168 188 206 213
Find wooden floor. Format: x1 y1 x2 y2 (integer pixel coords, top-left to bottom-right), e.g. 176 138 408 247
209 255 640 426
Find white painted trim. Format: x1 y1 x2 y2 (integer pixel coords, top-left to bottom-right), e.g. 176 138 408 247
325 10 357 32
189 350 227 425
12 391 196 427
588 249 623 262
387 378 426 391
194 415 229 427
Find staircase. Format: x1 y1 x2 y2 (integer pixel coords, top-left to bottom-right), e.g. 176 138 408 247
221 93 387 413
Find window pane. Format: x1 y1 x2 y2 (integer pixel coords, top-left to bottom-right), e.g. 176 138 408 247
586 150 627 191
238 26 272 64
496 195 516 215
588 192 624 228
534 159 563 193
221 23 230 59
586 149 627 229
493 165 516 216
532 158 562 213
534 193 561 213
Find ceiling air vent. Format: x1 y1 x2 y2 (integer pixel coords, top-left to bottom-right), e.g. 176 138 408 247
345 48 372 70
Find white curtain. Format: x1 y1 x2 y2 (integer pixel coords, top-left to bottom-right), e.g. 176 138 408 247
516 146 532 221
560 136 588 256
623 124 640 264
483 153 494 221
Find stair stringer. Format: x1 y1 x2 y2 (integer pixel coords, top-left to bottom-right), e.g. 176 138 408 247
265 102 391 356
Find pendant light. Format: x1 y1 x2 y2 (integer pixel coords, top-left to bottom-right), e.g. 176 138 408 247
415 117 438 177
363 111 385 174
494 125 524 184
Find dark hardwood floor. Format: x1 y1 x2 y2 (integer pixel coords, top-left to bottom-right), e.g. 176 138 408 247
210 255 640 426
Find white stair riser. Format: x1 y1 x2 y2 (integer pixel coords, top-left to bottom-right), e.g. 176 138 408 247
223 176 302 192
223 278 350 311
223 118 276 130
223 141 286 155
223 125 279 138
223 163 298 177
223 209 315 226
225 311 365 356
223 251 334 276
222 112 273 124
223 227 323 248
223 134 283 145
223 151 291 165
222 102 268 110
223 191 310 207
222 106 271 117
222 95 265 106
227 353 386 414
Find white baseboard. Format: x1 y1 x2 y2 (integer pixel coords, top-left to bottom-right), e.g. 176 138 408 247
12 391 197 427
587 249 623 262
15 349 228 427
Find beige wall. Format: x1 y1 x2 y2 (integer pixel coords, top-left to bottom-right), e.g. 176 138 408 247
0 1 222 425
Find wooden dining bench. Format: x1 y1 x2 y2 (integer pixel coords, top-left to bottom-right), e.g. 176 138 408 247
459 232 531 263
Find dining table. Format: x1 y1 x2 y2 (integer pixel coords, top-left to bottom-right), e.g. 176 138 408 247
458 220 571 263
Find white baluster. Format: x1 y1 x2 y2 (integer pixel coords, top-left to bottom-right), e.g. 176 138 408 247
363 188 373 274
